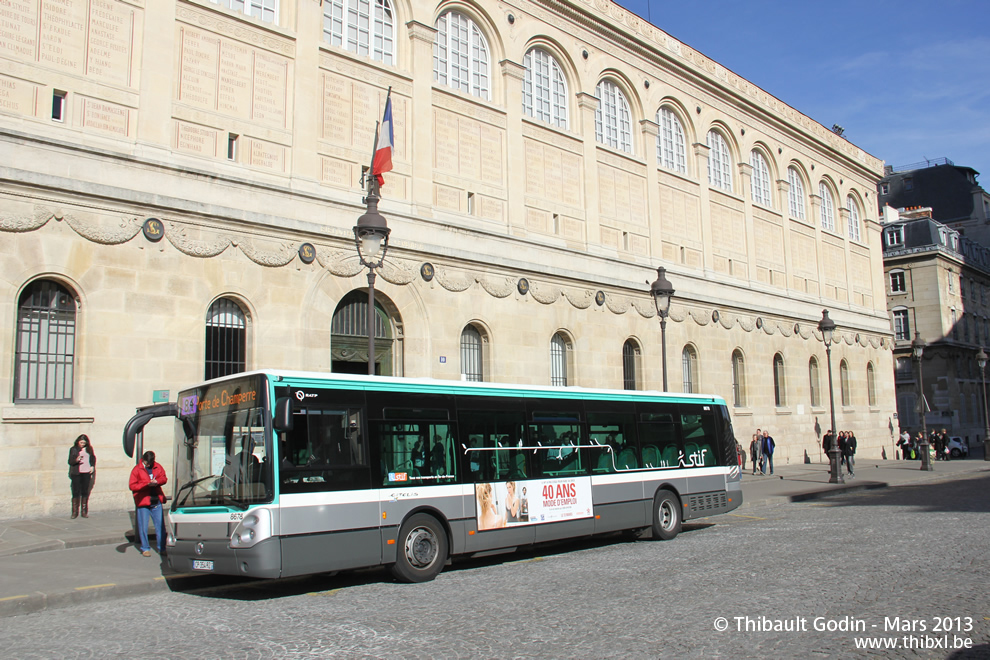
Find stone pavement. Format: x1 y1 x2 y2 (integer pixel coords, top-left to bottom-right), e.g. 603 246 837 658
0 457 986 618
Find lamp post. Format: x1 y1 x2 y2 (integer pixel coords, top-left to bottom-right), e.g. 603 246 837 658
978 347 990 461
649 267 675 391
912 332 933 471
818 309 844 485
353 181 391 376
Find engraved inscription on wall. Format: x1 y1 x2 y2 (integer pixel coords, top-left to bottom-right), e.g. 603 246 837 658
709 200 746 255
40 0 88 74
658 186 701 248
524 138 582 207
822 242 846 283
434 108 503 186
86 0 135 86
598 163 646 225
321 73 405 161
177 24 289 128
790 230 818 277
0 0 38 61
320 156 352 189
0 76 36 116
248 137 285 172
175 121 218 157
81 96 128 134
753 218 784 269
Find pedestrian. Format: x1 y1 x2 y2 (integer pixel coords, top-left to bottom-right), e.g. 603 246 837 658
843 431 856 476
129 450 168 557
822 429 834 466
938 428 950 461
749 433 761 475
735 440 744 468
761 430 775 475
67 434 96 519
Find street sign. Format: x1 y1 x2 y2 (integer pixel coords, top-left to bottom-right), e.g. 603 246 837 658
152 390 170 403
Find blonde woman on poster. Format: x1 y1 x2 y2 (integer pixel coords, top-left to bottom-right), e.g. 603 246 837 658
504 481 520 523
476 483 506 530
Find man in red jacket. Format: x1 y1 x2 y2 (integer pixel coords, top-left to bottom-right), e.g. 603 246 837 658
129 450 168 557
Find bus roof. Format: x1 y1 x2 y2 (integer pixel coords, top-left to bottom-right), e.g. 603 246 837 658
194 369 727 406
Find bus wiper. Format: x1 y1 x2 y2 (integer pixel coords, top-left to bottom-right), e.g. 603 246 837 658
175 475 219 507
217 473 249 511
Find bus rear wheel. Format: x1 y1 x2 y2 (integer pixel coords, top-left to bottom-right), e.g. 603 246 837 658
391 513 448 583
651 489 681 541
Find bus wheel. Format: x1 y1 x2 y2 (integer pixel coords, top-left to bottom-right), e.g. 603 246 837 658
391 513 448 583
651 489 681 541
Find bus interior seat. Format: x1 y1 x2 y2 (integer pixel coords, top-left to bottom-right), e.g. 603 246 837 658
641 445 660 468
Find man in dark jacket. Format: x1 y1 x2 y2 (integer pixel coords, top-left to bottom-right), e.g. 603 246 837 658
842 432 856 476
761 431 776 475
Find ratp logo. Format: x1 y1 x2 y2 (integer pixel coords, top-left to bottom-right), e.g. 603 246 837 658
294 390 317 401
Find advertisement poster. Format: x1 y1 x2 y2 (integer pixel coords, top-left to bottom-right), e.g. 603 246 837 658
475 477 593 530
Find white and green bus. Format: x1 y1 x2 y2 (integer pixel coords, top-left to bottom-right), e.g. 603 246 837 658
139 370 742 582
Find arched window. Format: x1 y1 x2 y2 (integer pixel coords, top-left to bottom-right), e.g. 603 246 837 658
14 279 76 402
656 107 686 174
522 48 567 128
839 359 850 406
550 332 571 386
205 297 247 380
750 150 772 207
707 130 732 191
809 357 821 407
595 80 632 153
681 345 698 393
867 362 877 407
622 339 641 390
460 325 485 382
433 11 489 100
847 195 861 242
773 353 786 406
731 349 746 407
819 182 835 232
212 0 278 24
323 0 394 64
787 167 806 220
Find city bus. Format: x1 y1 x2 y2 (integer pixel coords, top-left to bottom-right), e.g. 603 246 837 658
149 370 742 582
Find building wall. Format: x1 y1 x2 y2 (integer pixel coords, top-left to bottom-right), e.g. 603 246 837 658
0 0 893 517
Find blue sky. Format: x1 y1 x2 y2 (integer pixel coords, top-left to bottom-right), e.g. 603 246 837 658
611 0 990 185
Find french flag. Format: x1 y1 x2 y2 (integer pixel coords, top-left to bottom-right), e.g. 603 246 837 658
372 96 393 186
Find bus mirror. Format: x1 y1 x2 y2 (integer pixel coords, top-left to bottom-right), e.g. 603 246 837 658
274 397 294 432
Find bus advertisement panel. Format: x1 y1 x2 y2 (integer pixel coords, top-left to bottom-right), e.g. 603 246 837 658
475 477 593 530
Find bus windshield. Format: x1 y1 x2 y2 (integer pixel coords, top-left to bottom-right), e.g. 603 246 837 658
173 376 273 510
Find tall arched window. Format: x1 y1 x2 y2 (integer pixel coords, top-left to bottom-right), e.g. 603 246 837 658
595 80 632 153
433 11 489 100
550 332 571 386
656 107 686 174
773 353 786 406
867 362 877 407
809 357 821 407
205 297 247 380
622 339 641 390
522 47 567 128
750 150 772 207
681 345 698 393
839 359 850 406
731 349 746 407
787 166 806 219
213 0 278 24
819 182 835 232
707 130 732 191
14 279 76 402
323 0 394 64
460 325 484 382
847 195 861 242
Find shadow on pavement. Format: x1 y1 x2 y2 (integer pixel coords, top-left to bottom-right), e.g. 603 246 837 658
808 472 990 514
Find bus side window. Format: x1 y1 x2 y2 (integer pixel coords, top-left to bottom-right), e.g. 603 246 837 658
681 409 717 467
587 412 638 472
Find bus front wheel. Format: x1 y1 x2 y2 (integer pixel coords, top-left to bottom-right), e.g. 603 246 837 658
651 489 681 541
391 513 448 583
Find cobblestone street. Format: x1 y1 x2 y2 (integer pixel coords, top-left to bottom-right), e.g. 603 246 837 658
5 473 990 659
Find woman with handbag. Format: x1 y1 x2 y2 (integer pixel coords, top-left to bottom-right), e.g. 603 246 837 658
67 434 96 518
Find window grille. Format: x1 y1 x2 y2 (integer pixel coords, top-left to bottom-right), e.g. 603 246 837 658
809 358 821 407
595 80 632 153
773 354 786 406
707 130 732 191
787 167 806 219
682 346 697 393
819 183 835 232
433 11 489 99
323 0 394 65
622 340 638 390
522 48 567 128
14 280 76 402
550 333 568 386
731 350 745 407
656 108 686 173
750 151 772 207
461 325 483 382
205 298 246 380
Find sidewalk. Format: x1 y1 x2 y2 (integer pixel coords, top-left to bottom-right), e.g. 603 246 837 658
0 458 986 618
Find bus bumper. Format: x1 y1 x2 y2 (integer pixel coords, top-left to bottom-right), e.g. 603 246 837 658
169 536 282 578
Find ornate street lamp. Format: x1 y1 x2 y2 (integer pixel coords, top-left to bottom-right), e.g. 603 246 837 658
353 182 391 376
649 267 675 391
818 309 844 485
912 332 933 471
978 347 990 461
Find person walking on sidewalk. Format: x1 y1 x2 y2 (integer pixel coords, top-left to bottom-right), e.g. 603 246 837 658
843 431 856 477
129 451 168 557
761 430 776 475
67 434 97 519
750 433 762 475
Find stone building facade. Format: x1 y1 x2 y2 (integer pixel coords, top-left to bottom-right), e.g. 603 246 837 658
883 206 990 445
0 0 893 516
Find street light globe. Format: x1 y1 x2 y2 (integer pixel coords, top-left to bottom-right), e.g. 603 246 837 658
817 309 836 346
650 267 675 318
977 347 987 371
912 332 926 361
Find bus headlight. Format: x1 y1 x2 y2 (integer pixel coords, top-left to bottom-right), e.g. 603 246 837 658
229 508 272 549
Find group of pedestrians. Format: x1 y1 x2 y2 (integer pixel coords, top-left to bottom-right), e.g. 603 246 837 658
748 429 776 475
65 436 168 557
822 429 857 477
897 428 953 461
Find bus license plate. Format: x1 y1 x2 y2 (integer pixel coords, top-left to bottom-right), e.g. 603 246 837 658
192 560 214 571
